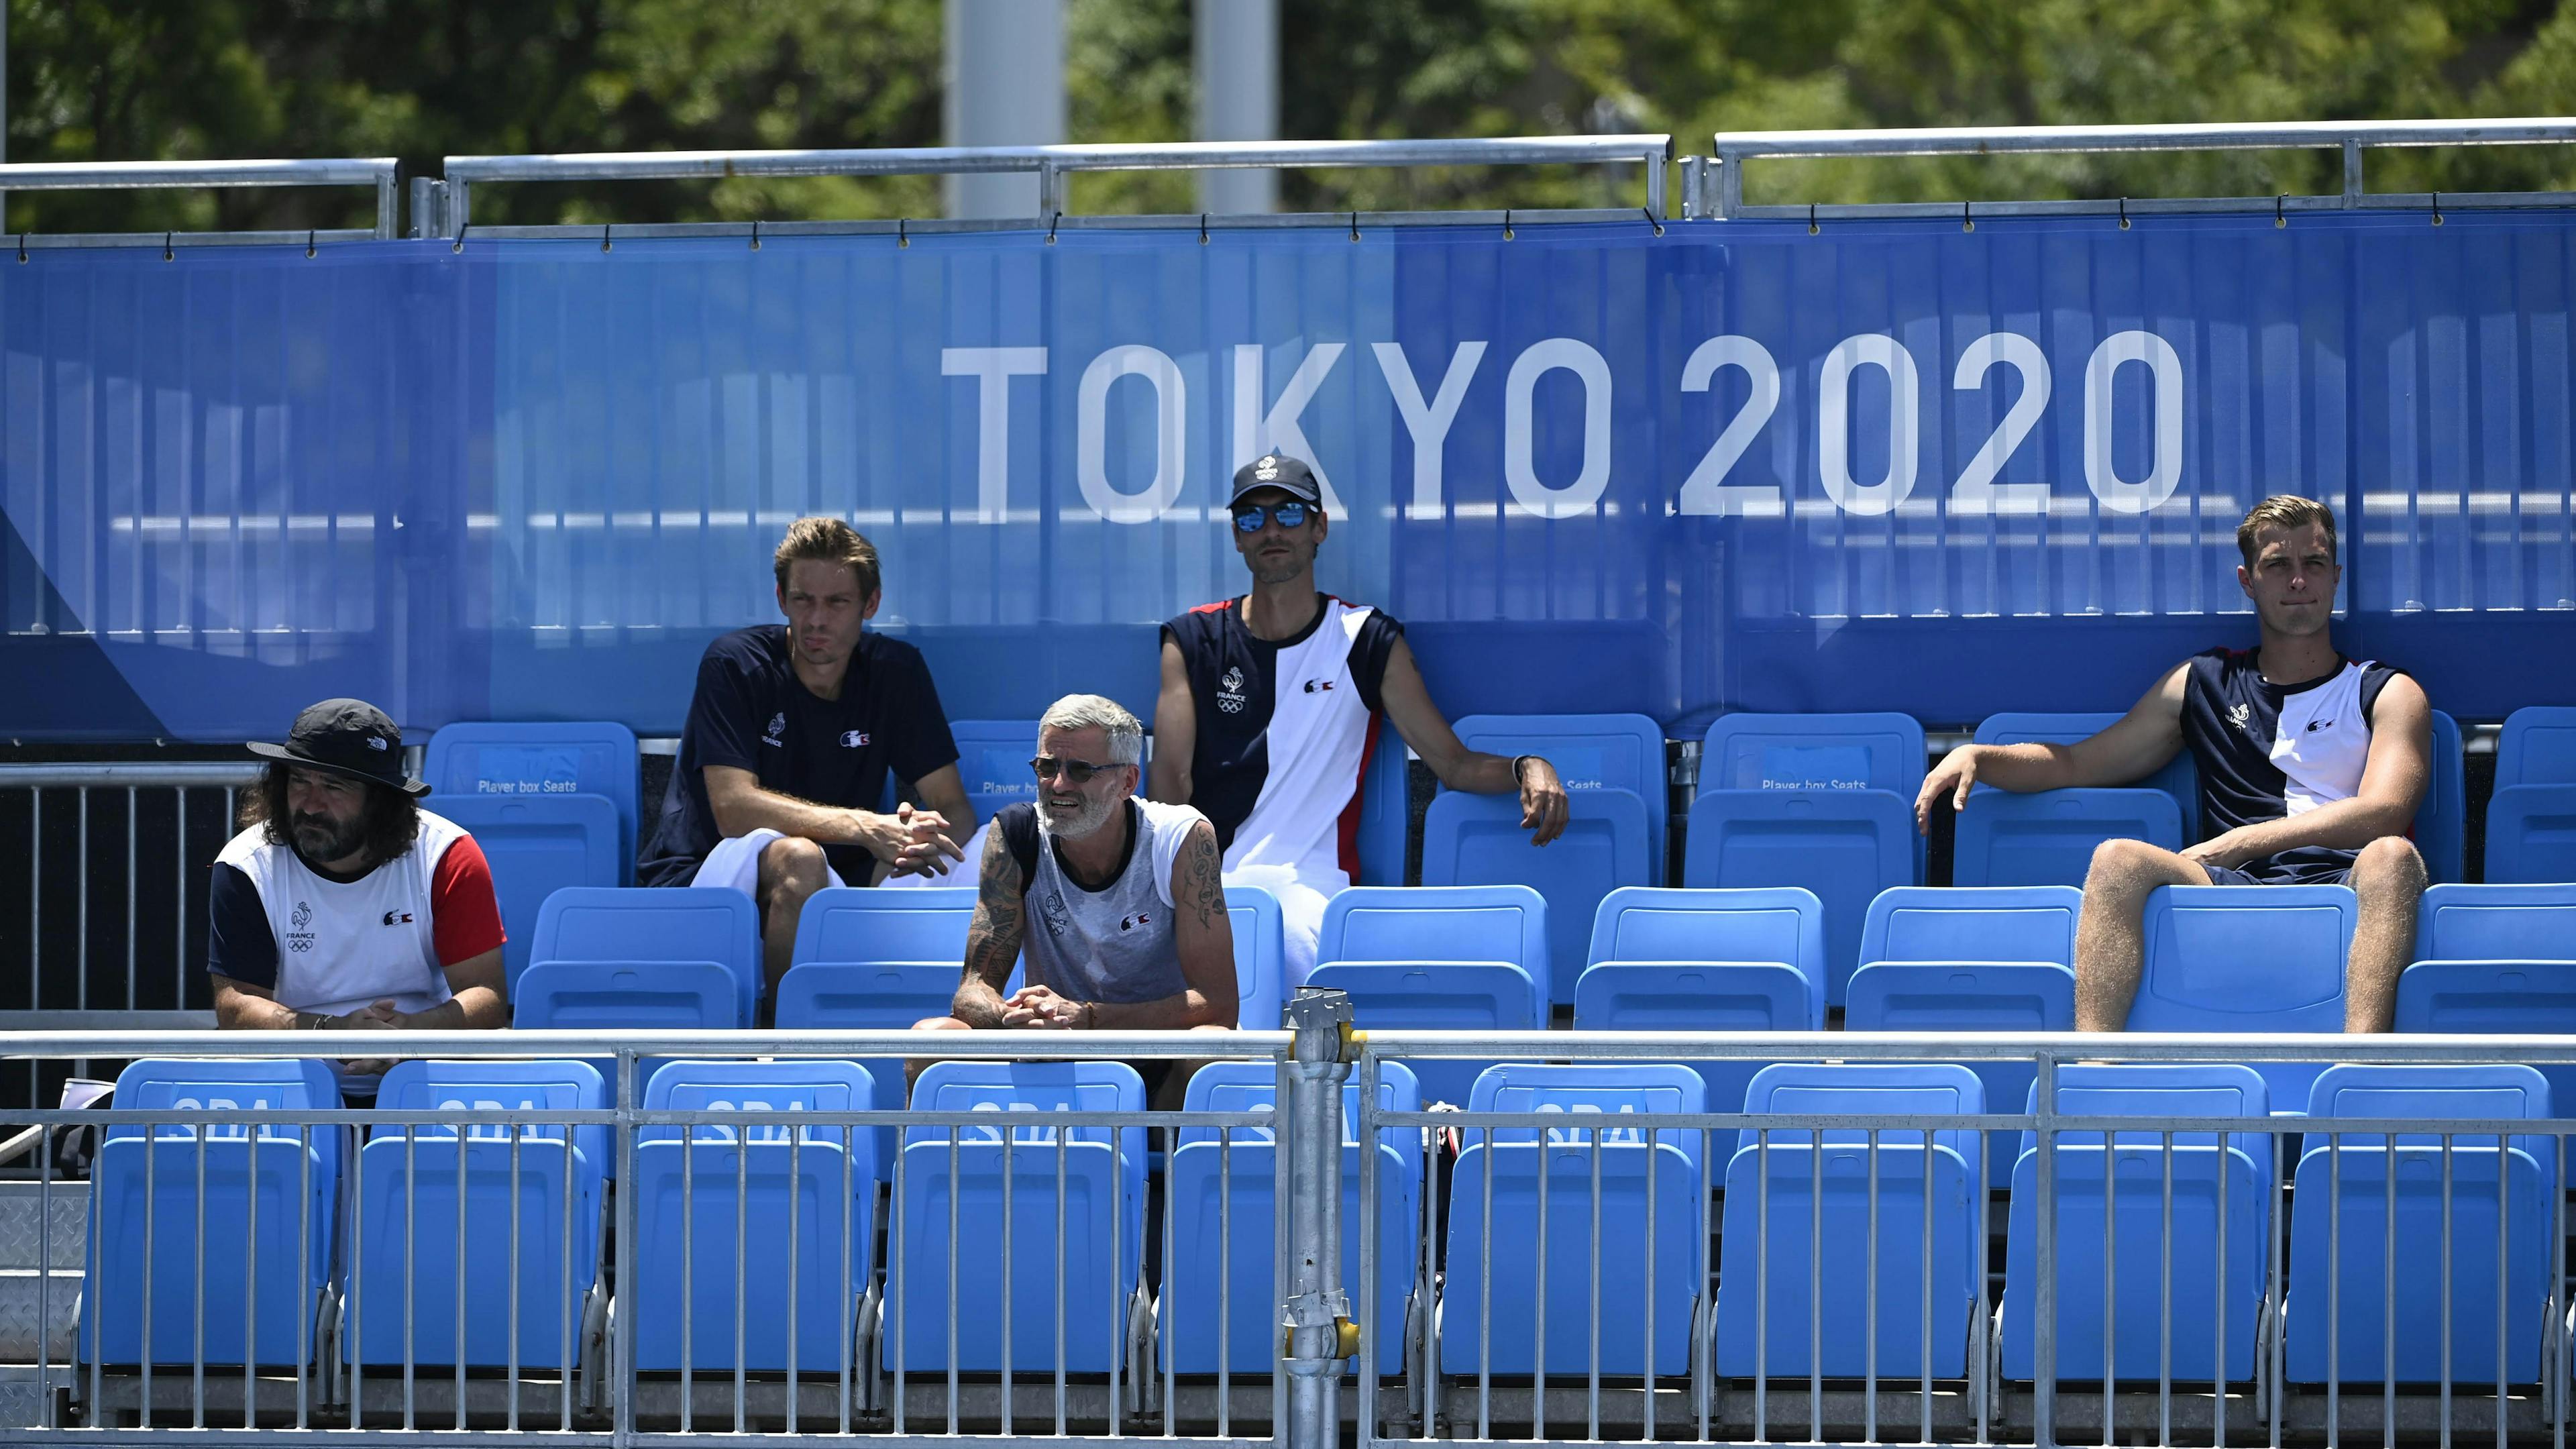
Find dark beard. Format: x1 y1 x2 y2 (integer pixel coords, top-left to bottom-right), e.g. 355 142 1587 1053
292 814 365 863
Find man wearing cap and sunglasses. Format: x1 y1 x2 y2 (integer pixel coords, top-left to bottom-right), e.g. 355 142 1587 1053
1152 453 1570 996
207 699 509 1073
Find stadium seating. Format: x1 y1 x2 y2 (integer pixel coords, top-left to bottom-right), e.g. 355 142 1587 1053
1421 788 1651 1005
513 961 742 1033
2414 881 2576 961
531 887 764 1024
945 720 1044 822
889 1061 1148 1374
1451 712 1672 877
345 1060 606 1368
631 1061 880 1373
1226 883 1287 1028
2486 706 2576 884
1162 1061 1420 1377
1969 713 2198 827
1311 885 1549 1104
777 885 976 1128
432 794 624 993
1848 885 2081 1148
2127 883 2359 1106
1354 730 1410 888
1701 712 1928 798
2000 1065 2273 1384
1953 789 2182 888
1574 887 1827 1111
2397 883 2576 1106
2284 1065 2555 1384
1441 1065 1705 1378
424 720 641 875
2420 709 2467 885
790 885 977 967
1682 790 1914 1009
1713 1064 1983 1380
82 1059 343 1368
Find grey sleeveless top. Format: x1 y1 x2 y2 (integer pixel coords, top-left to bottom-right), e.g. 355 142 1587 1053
998 798 1206 1005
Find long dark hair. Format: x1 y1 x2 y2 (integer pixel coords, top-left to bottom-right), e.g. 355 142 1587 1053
236 762 422 864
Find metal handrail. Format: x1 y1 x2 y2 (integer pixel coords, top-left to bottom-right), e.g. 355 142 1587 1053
1360 1027 2576 1061
1703 115 2576 217
0 762 262 790
0 157 402 239
438 134 1672 234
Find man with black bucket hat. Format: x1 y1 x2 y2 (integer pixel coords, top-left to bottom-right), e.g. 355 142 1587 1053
207 698 508 1074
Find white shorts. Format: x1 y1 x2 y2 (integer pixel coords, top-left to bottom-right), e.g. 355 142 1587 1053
1220 861 1338 991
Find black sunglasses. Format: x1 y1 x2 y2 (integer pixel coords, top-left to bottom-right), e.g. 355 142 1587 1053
1030 755 1115 785
1230 500 1311 534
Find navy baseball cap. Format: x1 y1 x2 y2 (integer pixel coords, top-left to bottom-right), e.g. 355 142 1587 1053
1228 452 1324 508
248 698 431 798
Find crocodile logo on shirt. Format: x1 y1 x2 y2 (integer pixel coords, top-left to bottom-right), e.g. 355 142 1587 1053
2306 717 2334 733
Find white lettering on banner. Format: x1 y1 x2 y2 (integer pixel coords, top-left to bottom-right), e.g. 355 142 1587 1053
1676 335 1783 517
1230 343 1350 515
2085 329 2186 514
1950 331 2051 515
1502 337 1612 519
1817 332 1923 517
1076 344 1188 523
940 346 1048 524
1371 340 1487 518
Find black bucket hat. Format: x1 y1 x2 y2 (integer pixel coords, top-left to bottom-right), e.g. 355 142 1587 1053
246 698 431 798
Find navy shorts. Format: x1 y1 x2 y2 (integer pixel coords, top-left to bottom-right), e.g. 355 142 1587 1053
2201 845 2358 888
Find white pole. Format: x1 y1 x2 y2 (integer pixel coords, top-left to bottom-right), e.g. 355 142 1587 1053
1193 0 1278 215
943 0 1065 219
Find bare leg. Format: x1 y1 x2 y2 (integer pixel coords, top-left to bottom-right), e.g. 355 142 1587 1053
1154 1022 1241 1112
2074 838 2214 1032
756 836 830 997
905 1014 972 1088
2342 837 2427 1034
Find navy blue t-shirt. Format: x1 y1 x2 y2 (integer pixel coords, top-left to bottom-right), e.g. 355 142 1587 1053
638 627 959 888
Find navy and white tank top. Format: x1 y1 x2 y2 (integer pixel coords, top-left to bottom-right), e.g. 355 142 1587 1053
2180 648 2407 883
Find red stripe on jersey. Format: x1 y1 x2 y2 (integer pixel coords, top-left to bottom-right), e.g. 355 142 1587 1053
429 834 507 967
1336 710 1384 881
1187 598 1236 614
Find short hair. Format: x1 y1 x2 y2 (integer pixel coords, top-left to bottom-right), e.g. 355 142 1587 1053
236 761 423 864
1038 694 1144 767
2237 495 2338 568
773 517 882 599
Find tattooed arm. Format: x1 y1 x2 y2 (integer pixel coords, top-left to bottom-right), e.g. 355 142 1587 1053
951 824 1027 1028
1081 817 1239 1030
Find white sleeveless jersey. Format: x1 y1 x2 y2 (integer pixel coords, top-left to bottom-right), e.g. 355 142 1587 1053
211 810 470 1017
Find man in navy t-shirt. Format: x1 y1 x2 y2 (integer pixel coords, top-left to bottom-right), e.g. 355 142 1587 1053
1915 496 2432 1033
639 519 971 991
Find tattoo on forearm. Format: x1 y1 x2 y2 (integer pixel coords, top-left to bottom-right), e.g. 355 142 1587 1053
960 825 1024 1012
1182 823 1226 932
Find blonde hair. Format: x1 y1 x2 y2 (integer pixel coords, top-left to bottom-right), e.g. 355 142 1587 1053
2236 495 2337 568
772 517 881 598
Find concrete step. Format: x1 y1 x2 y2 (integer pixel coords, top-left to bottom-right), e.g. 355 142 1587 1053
0 1183 87 1271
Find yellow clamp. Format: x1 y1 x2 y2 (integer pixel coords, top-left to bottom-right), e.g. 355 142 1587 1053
1282 1317 1364 1362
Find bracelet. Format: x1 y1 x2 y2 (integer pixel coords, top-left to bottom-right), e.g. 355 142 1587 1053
1510 754 1536 784
1081 1001 1098 1030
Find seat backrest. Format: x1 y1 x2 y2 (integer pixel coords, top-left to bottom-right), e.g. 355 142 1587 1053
1319 885 1548 977
429 793 625 993
1860 885 2082 969
1452 713 1669 873
2021 1063 2273 1175
945 720 1045 822
2130 885 2357 1032
1974 712 2196 824
2304 1063 2553 1174
1352 729 1410 888
1305 961 1545 1030
2418 710 2466 884
1225 885 1287 1028
2498 706 2576 788
373 1059 606 1168
1422 789 1649 1005
2415 883 2576 962
907 1060 1146 1171
775 961 963 1028
1178 1059 1421 1148
1701 712 1926 797
531 886 762 1018
1588 885 1823 978
1738 1062 1983 1173
512 959 742 1030
1842 961 2074 1033
111 1059 342 1156
424 721 640 872
641 1059 877 1161
1465 1063 1705 1164
1572 960 1819 1032
790 885 977 969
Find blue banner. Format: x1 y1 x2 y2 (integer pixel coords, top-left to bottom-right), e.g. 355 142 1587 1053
4 213 2573 740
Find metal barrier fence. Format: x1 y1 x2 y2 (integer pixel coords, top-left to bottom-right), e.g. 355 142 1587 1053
7 1013 2576 1446
0 158 400 244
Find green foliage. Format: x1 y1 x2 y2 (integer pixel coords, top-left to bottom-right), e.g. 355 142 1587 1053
9 0 2576 233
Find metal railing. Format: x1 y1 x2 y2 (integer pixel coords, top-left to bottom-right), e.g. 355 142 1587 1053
434 135 1673 235
0 158 402 242
1683 116 2576 219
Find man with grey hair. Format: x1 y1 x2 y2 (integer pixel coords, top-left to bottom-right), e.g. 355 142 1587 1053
914 694 1238 1104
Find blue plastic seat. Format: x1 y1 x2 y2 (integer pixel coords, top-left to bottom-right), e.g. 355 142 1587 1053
1443 1065 1706 1378
1682 790 1915 1008
82 1059 342 1368
1953 790 2183 888
1860 885 2080 969
1305 961 1543 1108
1422 788 1652 1006
2420 710 2467 885
1573 963 1814 1114
513 960 742 1031
2487 707 2576 884
889 1061 1146 1374
345 1060 606 1368
1854 885 2083 1134
790 885 977 969
1352 731 1411 888
2285 1065 2555 1384
1591 887 1825 991
945 720 1042 822
2416 882 2576 961
430 794 623 995
1714 1064 1983 1380
1162 1061 1420 1377
2396 961 2576 1111
1318 885 1548 1102
1701 712 1927 797
2129 884 2359 1106
773 962 959 1173
2000 1065 2273 1383
424 721 641 877
532 886 763 1024
632 1061 880 1373
1452 713 1670 878
1971 713 2197 828
1226 884 1287 1028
